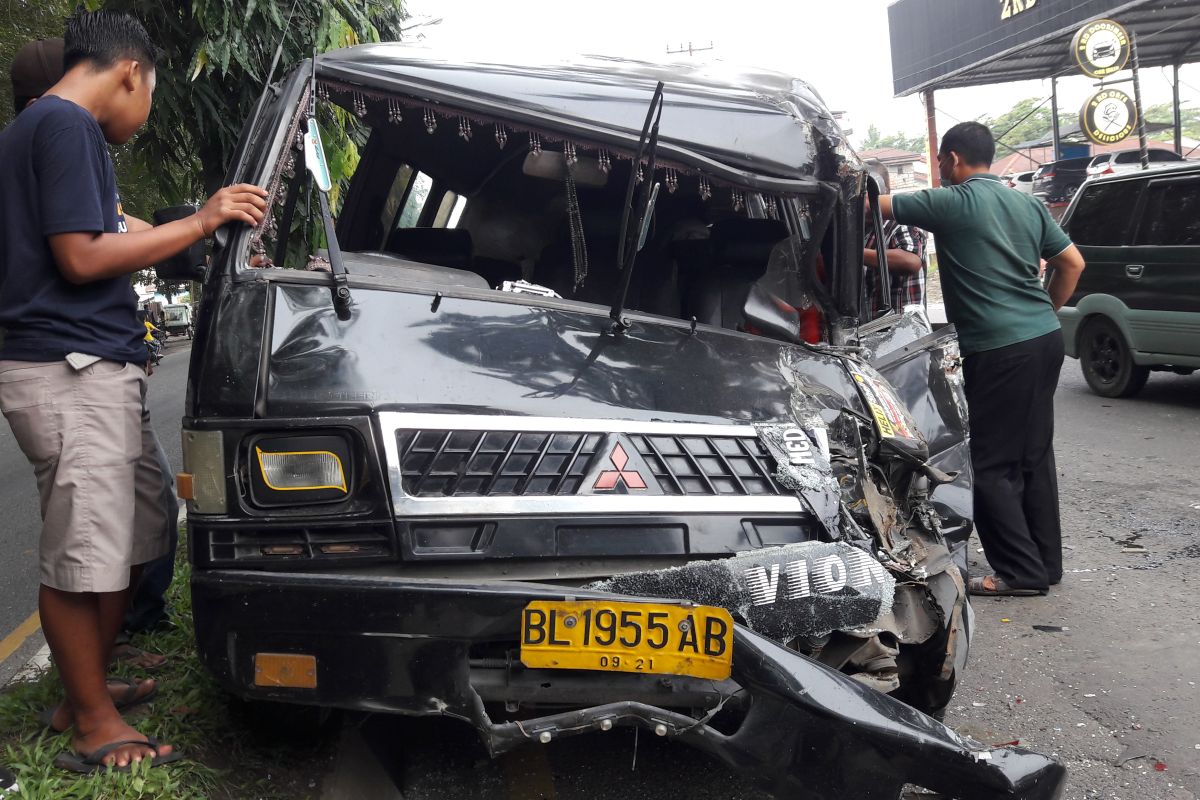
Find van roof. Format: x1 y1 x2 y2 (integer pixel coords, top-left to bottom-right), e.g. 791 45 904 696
316 44 853 189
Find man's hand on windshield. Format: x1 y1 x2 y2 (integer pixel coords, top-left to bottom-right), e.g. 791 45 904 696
193 184 269 238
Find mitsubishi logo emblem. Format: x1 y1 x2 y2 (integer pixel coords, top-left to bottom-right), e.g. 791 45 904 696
593 443 647 491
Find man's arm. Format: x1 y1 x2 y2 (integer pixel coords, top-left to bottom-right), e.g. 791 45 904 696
125 214 153 233
863 247 922 274
1044 244 1086 311
49 184 267 284
877 194 894 221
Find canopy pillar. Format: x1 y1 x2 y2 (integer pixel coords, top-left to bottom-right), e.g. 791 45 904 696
923 89 939 188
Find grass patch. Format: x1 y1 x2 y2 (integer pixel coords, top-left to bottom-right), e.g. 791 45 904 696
0 528 334 799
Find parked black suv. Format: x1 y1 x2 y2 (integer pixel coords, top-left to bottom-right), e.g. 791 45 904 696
160 45 1064 799
1056 161 1200 397
1032 155 1093 205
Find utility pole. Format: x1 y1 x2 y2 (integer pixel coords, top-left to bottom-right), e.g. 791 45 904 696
667 41 714 57
923 89 939 188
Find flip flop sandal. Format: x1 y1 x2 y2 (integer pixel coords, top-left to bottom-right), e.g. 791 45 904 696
109 644 168 671
38 677 159 733
54 737 183 774
968 575 1045 597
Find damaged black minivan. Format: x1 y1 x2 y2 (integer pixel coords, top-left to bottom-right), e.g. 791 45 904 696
166 45 1066 799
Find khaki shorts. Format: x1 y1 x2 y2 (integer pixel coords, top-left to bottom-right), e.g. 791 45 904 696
0 359 171 593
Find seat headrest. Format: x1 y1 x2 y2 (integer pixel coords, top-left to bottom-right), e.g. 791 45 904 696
710 219 789 266
384 228 474 271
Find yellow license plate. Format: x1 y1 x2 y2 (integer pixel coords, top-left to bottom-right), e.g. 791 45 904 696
520 600 733 680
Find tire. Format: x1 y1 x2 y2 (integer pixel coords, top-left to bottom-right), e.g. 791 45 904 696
1079 317 1149 398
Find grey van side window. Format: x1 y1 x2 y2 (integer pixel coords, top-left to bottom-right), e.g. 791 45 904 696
1068 181 1143 246
1139 180 1200 246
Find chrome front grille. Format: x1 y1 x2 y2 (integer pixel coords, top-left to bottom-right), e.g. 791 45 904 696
629 434 781 496
396 430 606 497
379 413 803 517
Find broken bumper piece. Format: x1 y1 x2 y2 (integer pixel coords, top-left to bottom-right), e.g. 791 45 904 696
193 571 1064 800
474 626 1065 800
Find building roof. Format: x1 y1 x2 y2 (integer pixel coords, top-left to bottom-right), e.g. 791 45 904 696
858 147 927 163
316 44 855 191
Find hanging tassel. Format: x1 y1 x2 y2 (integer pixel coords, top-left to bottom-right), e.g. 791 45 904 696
458 116 473 141
387 99 403 124
529 132 542 154
495 123 509 149
665 168 679 194
731 189 745 212
698 176 712 201
423 108 438 134
766 196 779 220
352 92 367 118
598 149 611 173
564 140 578 165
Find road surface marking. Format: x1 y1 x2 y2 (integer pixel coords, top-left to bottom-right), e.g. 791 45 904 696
0 611 40 666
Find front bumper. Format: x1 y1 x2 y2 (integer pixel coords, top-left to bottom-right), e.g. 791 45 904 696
193 569 1065 800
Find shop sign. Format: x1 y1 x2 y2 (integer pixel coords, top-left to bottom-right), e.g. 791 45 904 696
1072 19 1131 78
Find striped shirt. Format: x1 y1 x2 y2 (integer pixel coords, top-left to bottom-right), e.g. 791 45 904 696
866 221 927 315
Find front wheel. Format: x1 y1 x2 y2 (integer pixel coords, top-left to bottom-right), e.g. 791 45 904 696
1079 317 1149 398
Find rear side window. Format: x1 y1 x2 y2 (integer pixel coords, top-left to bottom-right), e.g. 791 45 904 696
1139 179 1200 246
1149 149 1182 163
1069 181 1143 246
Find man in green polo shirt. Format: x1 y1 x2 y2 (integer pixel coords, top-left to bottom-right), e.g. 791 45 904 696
878 121 1086 597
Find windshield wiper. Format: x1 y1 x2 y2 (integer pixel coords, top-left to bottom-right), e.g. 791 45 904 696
609 81 665 333
305 55 352 321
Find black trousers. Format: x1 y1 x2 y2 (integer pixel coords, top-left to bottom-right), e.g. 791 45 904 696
962 329 1065 591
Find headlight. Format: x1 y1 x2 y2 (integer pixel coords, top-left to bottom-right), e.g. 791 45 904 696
248 434 352 506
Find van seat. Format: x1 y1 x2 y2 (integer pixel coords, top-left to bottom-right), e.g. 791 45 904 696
680 219 787 329
385 228 474 271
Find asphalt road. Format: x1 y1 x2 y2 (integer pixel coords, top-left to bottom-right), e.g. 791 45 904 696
0 340 190 684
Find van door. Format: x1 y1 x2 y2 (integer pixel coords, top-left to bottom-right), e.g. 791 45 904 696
1060 178 1146 353
1128 175 1200 356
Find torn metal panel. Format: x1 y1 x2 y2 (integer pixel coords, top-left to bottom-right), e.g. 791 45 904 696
593 541 896 640
754 423 842 537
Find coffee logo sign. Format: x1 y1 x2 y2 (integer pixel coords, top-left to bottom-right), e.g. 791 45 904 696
1079 89 1137 145
1071 19 1130 78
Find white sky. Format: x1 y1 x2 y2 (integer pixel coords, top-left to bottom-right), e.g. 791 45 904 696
403 0 1200 149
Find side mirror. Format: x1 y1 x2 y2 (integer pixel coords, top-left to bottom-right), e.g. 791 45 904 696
742 284 801 343
152 205 206 281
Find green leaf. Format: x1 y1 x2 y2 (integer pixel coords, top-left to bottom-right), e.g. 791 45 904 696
189 47 208 82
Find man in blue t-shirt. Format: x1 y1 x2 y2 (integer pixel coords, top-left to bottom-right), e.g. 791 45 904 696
0 9 266 772
11 34 178 672
877 122 1086 598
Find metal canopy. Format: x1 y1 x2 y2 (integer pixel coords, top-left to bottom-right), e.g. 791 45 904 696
889 0 1200 97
